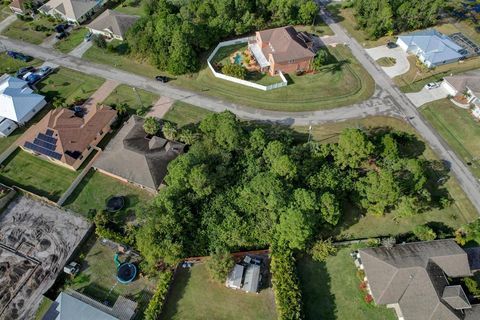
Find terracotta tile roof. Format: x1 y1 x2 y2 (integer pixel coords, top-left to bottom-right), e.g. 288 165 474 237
23 104 116 166
258 26 315 63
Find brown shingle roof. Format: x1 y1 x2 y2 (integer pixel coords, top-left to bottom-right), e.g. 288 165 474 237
258 26 315 63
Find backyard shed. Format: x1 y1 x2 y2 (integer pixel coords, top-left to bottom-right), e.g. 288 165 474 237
226 264 244 290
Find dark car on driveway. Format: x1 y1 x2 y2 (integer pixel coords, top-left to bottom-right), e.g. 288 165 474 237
16 66 36 78
155 75 169 83
25 73 41 85
56 32 69 40
386 41 398 49
36 66 53 78
7 51 32 62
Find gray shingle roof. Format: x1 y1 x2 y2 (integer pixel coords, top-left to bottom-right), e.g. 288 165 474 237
359 240 472 320
442 285 471 310
94 115 184 191
87 9 139 39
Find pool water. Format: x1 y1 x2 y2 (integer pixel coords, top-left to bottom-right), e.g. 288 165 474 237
234 53 242 65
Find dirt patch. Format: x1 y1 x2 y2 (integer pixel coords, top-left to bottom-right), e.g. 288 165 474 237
0 196 90 319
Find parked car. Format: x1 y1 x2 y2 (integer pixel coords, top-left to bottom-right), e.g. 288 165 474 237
36 66 53 78
54 23 68 33
56 32 68 40
84 31 93 42
425 82 440 90
15 66 36 78
63 261 80 275
25 73 41 85
7 51 32 62
386 41 397 49
155 75 169 83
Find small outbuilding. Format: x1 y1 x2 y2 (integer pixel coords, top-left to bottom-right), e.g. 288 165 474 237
0 117 18 137
226 264 244 290
242 264 260 293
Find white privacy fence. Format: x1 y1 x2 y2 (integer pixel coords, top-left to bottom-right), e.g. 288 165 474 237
207 38 288 91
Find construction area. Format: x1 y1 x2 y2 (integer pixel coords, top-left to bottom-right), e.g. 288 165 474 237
0 196 90 319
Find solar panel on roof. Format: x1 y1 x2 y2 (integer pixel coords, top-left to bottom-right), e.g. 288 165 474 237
45 129 54 136
24 141 62 160
33 138 56 150
37 133 57 144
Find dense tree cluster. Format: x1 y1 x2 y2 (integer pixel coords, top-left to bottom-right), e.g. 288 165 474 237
126 0 318 74
136 111 450 268
348 0 446 39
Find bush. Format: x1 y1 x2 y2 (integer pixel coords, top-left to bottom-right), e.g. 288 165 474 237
310 239 337 262
92 34 107 49
144 270 173 320
413 225 437 241
221 64 247 79
271 250 303 320
205 248 234 283
143 117 160 136
462 277 480 297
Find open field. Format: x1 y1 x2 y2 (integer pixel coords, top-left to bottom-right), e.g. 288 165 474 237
83 44 164 79
0 149 78 201
64 169 153 217
0 196 90 319
102 84 159 114
0 54 43 74
298 246 396 320
295 116 478 239
162 263 277 320
420 99 480 178
394 55 480 92
174 45 375 111
36 67 104 104
2 16 57 44
163 101 214 127
67 237 157 319
54 27 88 53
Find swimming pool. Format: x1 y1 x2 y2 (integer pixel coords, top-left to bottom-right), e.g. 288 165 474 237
234 53 242 65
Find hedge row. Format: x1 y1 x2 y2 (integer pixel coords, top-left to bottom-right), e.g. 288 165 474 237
271 250 304 320
144 270 173 320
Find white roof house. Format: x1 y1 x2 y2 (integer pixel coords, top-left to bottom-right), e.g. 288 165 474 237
39 0 106 24
397 29 466 68
0 74 46 125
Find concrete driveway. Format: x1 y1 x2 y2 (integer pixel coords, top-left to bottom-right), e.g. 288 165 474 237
406 84 449 107
365 46 410 78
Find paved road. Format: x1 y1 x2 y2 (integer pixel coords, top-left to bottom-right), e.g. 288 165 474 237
0 36 401 125
318 6 480 214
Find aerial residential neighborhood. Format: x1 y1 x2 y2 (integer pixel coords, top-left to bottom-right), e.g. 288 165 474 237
2 0 480 320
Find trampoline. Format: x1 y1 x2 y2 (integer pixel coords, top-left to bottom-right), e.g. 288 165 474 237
106 196 125 213
117 262 137 284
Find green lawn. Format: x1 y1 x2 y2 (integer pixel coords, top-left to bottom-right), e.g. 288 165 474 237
36 67 104 104
295 116 478 239
394 55 480 93
0 54 43 75
163 101 214 128
67 236 157 319
420 99 480 178
2 15 57 44
54 28 88 53
376 57 396 67
102 84 159 114
83 44 163 79
0 149 78 201
298 246 396 320
162 263 277 320
174 45 375 111
64 169 153 217
34 297 54 320
0 5 12 22
113 1 145 16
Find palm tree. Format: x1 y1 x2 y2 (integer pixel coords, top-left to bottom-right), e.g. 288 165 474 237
162 121 178 140
115 103 128 115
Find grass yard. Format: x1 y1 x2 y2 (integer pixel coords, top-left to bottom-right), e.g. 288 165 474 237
2 15 57 44
420 99 480 178
34 297 54 320
163 101 214 128
54 28 88 53
64 169 153 217
67 236 157 319
36 67 104 104
113 1 145 16
83 44 164 79
394 55 480 92
174 45 375 112
162 263 277 320
376 57 396 67
295 116 478 239
0 149 78 201
298 246 396 320
0 54 43 75
102 84 159 115
0 5 12 22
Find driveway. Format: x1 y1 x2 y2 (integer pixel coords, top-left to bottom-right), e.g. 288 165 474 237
69 40 92 58
365 46 410 78
406 85 449 107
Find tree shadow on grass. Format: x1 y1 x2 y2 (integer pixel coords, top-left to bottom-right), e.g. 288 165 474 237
160 267 191 319
297 257 336 320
